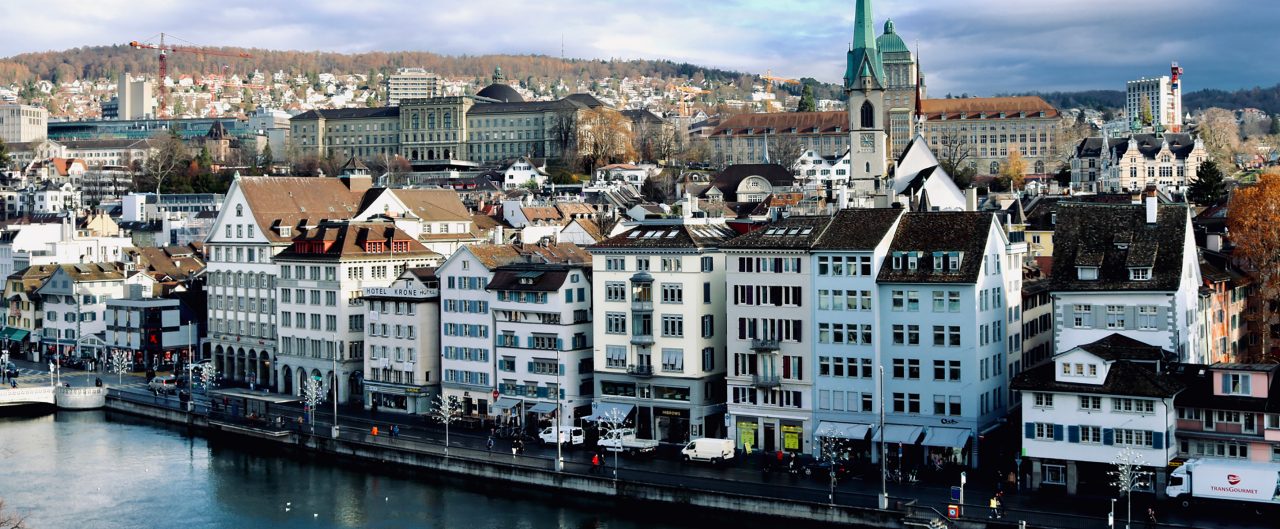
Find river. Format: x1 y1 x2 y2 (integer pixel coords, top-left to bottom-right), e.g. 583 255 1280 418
0 410 687 529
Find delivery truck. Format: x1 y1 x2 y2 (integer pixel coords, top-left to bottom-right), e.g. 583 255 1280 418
1165 458 1280 513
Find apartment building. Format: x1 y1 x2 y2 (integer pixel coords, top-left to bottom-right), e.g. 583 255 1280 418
362 268 441 414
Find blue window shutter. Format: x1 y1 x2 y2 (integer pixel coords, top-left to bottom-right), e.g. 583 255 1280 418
498 382 505 393
556 338 563 350
1103 428 1114 446
560 388 565 400
1068 425 1080 443
565 290 573 303
559 363 565 375
527 361 534 372
1152 432 1164 449
1052 424 1064 441
526 336 533 348
537 387 548 398
578 287 585 301
1024 423 1035 439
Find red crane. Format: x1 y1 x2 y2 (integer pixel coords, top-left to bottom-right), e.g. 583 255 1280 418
128 33 253 116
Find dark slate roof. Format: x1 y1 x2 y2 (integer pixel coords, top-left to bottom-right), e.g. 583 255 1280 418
812 208 903 250
1171 363 1280 413
486 264 584 292
1011 358 1184 398
876 212 996 284
468 98 585 114
476 83 524 103
590 223 738 251
621 109 664 125
705 164 795 202
1049 202 1189 292
721 216 832 250
1074 133 1198 160
563 93 606 108
291 107 400 120
1075 334 1172 362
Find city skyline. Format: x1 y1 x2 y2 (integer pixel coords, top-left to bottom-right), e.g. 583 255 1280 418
3 0 1277 95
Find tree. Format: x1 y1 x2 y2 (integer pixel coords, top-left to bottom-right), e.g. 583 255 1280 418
109 349 130 386
815 427 850 505
796 84 816 112
0 138 10 170
260 143 273 166
1000 148 1027 190
1227 172 1280 360
641 170 676 203
301 376 324 431
1186 160 1227 205
1139 94 1153 127
1270 116 1280 136
1199 107 1241 165
1109 447 1152 529
767 134 805 170
549 110 578 164
937 128 976 188
430 394 463 456
1054 163 1072 188
575 107 634 174
597 406 630 481
139 131 187 195
0 498 27 529
989 175 1012 192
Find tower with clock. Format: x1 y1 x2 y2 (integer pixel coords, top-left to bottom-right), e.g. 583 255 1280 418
843 0 887 195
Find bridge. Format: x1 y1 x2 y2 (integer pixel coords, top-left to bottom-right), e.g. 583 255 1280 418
0 386 55 407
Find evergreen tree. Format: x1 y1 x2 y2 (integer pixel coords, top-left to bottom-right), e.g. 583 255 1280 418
0 138 10 169
261 143 273 165
1187 160 1228 205
796 84 816 112
1270 117 1280 136
197 145 213 168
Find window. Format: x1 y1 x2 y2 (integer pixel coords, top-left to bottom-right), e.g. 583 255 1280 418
661 283 683 303
701 315 714 338
605 346 626 369
1114 429 1153 448
906 291 919 312
661 348 684 372
605 282 626 302
948 291 960 312
933 291 945 312
892 290 904 311
661 257 681 272
701 256 714 272
1043 465 1065 485
1073 305 1093 328
1080 426 1102 444
1138 306 1158 330
606 257 625 271
1223 373 1252 395
892 324 904 345
1079 396 1102 410
661 315 684 337
1077 267 1098 280
1034 423 1055 440
1106 305 1125 329
1033 393 1054 408
1112 398 1156 414
605 313 626 334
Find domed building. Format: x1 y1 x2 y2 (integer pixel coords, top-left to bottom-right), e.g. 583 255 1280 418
875 18 921 159
476 83 524 103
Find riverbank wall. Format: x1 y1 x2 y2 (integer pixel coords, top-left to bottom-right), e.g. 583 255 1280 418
103 393 954 529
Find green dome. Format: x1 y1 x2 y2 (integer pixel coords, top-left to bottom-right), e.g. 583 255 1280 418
876 19 910 54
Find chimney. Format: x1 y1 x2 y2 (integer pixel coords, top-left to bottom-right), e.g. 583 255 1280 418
1207 233 1222 252
965 188 978 212
1145 193 1158 225
838 187 849 210
340 173 372 194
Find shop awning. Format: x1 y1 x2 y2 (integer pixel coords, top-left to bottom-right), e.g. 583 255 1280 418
872 424 924 445
816 421 873 441
583 402 634 421
921 427 971 448
528 402 558 414
491 397 523 412
0 328 28 341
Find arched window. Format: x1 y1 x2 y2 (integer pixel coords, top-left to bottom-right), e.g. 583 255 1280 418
235 204 243 217
865 162 871 174
1035 160 1045 174
427 113 436 130
990 161 1000 174
860 101 875 128
443 111 452 128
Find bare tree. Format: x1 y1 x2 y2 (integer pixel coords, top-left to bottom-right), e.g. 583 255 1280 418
597 406 630 481
1109 447 1152 529
109 349 130 386
935 127 977 188
767 134 805 170
549 110 578 164
1199 108 1241 166
139 132 187 194
430 394 463 456
301 376 324 432
0 498 27 529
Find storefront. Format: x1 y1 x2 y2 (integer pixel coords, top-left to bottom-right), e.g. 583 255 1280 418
873 424 924 473
654 407 690 444
920 426 972 470
364 381 434 414
815 421 875 463
731 415 810 454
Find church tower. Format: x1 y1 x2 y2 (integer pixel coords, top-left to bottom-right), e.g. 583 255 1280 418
844 0 887 193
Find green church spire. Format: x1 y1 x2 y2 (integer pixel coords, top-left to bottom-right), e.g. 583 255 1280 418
844 0 884 89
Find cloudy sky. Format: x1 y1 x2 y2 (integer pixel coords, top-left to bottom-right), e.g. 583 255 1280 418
6 0 1278 94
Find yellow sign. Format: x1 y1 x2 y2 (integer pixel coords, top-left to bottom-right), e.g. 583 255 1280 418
737 421 757 448
781 424 802 450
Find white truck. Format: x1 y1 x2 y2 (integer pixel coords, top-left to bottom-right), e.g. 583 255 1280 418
681 438 735 465
597 428 659 455
1166 458 1280 513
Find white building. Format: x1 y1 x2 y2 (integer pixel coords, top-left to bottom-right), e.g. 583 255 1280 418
588 220 737 444
722 215 830 455
0 214 131 278
0 103 48 145
37 262 154 364
498 158 548 190
1126 71 1182 133
387 68 441 106
362 267 441 414
274 221 439 403
1012 334 1181 495
489 261 594 429
1049 197 1203 363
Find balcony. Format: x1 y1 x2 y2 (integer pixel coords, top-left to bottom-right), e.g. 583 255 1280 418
631 300 653 313
750 338 781 352
630 333 654 347
626 364 654 377
751 374 781 388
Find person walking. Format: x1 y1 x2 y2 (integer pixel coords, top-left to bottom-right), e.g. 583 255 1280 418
591 452 601 475
1146 507 1157 529
391 425 399 438
486 435 495 452
989 496 1000 519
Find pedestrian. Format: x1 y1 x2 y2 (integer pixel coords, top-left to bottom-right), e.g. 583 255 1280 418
1146 507 1156 529
989 496 999 519
1007 471 1017 494
591 452 600 474
372 426 379 437
512 442 518 456
486 436 495 452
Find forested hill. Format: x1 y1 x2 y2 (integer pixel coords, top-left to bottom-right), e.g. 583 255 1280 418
1017 84 1280 115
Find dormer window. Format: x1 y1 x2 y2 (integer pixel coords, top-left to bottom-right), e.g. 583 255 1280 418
1129 267 1151 281
892 252 903 270
933 252 944 271
279 226 292 237
907 253 918 271
949 252 962 271
364 241 385 253
1078 267 1099 280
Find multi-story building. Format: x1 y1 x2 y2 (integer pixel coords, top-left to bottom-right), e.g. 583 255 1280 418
490 261 594 429
918 96 1062 176
1199 249 1250 363
362 267 441 414
274 220 439 403
1126 71 1182 133
1172 363 1280 464
1050 198 1203 363
387 68 442 107
1012 334 1181 495
809 208 903 461
708 112 852 166
1 264 56 361
589 220 737 444
37 262 155 366
399 96 472 163
0 103 48 145
844 0 888 196
288 107 401 161
722 215 830 455
0 213 131 278
105 290 199 370
876 19 919 159
1020 279 1054 371
1070 133 1207 194
874 211 1015 469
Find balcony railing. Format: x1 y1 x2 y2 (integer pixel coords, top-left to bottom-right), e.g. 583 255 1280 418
631 300 653 312
750 338 781 352
751 374 781 388
626 364 654 377
630 333 654 346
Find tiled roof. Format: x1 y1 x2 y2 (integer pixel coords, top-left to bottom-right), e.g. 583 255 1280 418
566 218 604 242
389 189 472 222
591 223 739 251
521 206 562 222
1011 358 1183 398
1171 363 1280 413
1049 202 1189 292
465 242 591 269
705 164 795 202
1074 133 1198 161
237 176 365 243
877 212 995 284
291 107 399 120
920 96 1059 120
123 245 205 283
709 111 848 136
722 216 832 250
487 265 583 293
812 208 904 250
275 221 437 261
1075 334 1171 362
555 203 596 218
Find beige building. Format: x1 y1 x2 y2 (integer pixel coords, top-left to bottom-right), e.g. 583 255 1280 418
918 96 1062 176
0 104 48 145
708 112 852 166
289 107 400 162
1069 133 1206 194
400 96 472 162
387 68 442 106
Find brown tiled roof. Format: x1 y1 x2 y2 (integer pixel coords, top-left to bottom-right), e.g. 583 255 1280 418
1011 357 1183 398
920 96 1059 120
556 203 596 219
877 212 996 284
237 176 365 243
812 208 904 250
471 214 506 231
123 246 205 283
465 242 591 269
487 267 573 292
275 221 438 261
521 206 562 223
390 189 472 222
709 111 849 136
566 218 605 243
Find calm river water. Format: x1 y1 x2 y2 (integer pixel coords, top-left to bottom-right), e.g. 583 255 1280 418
0 410 687 529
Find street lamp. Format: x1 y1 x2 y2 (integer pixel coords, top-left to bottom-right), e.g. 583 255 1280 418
555 348 563 472
1109 498 1116 529
960 471 967 517
878 364 888 510
331 334 340 438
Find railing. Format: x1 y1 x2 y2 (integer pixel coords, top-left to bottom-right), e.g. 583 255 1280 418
750 338 781 352
626 364 654 377
751 374 781 387
631 300 653 312
629 334 654 346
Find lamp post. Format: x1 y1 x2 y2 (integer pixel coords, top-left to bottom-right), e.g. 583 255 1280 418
1109 498 1116 529
555 348 563 472
331 334 340 438
960 471 967 517
878 364 888 510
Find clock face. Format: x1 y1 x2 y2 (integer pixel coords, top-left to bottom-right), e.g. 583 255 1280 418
860 133 875 152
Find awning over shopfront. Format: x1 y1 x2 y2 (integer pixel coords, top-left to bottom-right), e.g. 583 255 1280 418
491 397 523 412
921 427 971 448
583 402 634 421
0 328 29 341
816 421 874 441
872 424 924 445
527 402 557 414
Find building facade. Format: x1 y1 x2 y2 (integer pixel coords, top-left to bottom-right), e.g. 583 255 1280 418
1172 363 1280 464
0 104 48 145
1070 134 1207 194
844 0 888 195
362 268 441 414
918 96 1062 176
387 68 442 106
1126 73 1182 133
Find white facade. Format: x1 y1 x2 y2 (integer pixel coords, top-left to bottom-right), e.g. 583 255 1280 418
436 247 501 416
37 265 154 362
0 103 48 145
362 273 441 414
0 219 130 279
1126 75 1182 132
388 68 441 106
501 160 547 189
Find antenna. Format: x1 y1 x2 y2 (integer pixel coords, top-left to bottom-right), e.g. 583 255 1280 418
561 34 564 61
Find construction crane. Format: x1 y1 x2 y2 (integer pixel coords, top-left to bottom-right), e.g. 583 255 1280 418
668 84 710 117
759 69 800 112
128 33 253 116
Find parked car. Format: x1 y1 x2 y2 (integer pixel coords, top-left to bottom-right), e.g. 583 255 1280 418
597 428 659 455
804 459 853 481
680 438 735 465
538 426 585 446
149 375 179 394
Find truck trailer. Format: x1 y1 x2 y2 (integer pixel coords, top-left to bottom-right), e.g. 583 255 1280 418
1166 458 1280 512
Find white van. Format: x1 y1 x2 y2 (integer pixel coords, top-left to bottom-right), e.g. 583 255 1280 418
681 438 735 464
539 426 585 446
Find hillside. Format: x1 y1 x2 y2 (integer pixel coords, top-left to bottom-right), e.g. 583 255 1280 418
1020 84 1280 116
